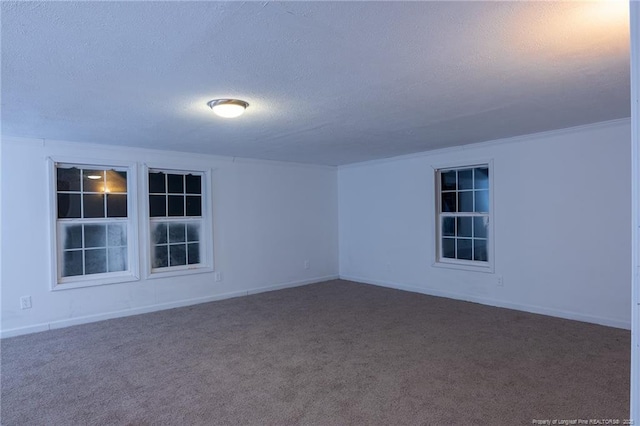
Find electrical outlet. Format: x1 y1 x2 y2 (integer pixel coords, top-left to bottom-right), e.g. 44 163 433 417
20 296 32 309
214 272 222 282
497 275 504 287
304 260 310 270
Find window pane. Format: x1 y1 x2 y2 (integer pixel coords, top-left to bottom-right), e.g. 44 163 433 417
474 239 488 262
458 191 473 212
83 170 105 192
441 193 456 212
108 247 127 272
169 223 186 243
167 174 184 193
149 195 166 217
185 174 201 194
457 238 473 260
106 170 127 193
170 244 187 266
57 167 80 192
473 216 488 238
84 224 106 248
168 195 184 216
83 194 105 218
85 248 107 274
58 194 81 218
152 245 168 268
458 169 473 190
186 223 200 242
442 238 456 259
107 194 127 217
474 168 489 190
149 172 166 193
474 190 489 213
152 223 168 244
63 250 83 277
63 224 83 249
186 196 201 217
457 217 472 238
441 171 456 191
107 224 127 247
442 217 455 237
188 243 200 264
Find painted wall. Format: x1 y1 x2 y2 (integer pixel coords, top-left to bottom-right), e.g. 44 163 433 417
0 138 339 337
338 119 632 329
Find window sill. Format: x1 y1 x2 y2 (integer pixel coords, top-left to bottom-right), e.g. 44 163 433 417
53 272 139 291
146 265 214 280
432 259 494 274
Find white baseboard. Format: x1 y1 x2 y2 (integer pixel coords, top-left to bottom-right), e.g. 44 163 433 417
0 275 339 339
340 275 631 330
246 275 339 296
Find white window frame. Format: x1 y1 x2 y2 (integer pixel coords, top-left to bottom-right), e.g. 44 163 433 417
142 165 214 279
48 157 139 290
433 160 494 273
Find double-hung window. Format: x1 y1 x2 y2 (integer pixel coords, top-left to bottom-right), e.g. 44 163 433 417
435 163 492 271
53 162 137 288
147 169 211 275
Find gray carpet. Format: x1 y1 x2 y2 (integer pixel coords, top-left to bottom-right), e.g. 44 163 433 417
0 280 630 425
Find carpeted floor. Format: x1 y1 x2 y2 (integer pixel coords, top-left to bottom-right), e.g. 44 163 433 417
0 280 630 425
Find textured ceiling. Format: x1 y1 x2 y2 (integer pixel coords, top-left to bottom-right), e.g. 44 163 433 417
1 1 630 166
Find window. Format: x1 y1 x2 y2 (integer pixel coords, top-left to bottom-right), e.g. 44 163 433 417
435 163 492 270
148 169 211 274
53 162 137 288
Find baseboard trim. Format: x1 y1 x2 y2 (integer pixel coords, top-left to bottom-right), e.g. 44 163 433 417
246 275 340 296
340 275 631 330
0 275 339 339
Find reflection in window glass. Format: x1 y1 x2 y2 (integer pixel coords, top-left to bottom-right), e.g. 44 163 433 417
457 239 473 260
167 174 184 193
83 170 105 193
442 238 456 259
85 248 107 274
441 171 456 191
169 223 186 243
474 168 489 190
56 164 130 282
58 194 81 219
57 167 81 192
153 245 168 268
83 194 105 218
107 194 127 217
442 217 455 237
474 190 489 213
458 169 473 190
63 250 83 276
149 170 205 272
437 164 490 265
84 224 106 248
64 225 83 249
458 191 473 212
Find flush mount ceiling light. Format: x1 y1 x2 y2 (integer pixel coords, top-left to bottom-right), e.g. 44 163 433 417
207 99 249 118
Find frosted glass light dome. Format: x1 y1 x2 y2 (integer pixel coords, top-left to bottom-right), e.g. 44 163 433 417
207 99 249 118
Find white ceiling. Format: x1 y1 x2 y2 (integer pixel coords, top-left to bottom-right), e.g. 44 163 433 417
1 1 630 166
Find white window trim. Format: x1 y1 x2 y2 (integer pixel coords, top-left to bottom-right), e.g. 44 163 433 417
141 164 215 279
432 159 495 274
47 157 140 291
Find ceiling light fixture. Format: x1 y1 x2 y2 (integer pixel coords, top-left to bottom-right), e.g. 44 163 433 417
87 175 102 180
207 99 249 118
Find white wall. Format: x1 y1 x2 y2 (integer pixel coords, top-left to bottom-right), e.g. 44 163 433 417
0 137 339 337
1 119 632 337
339 119 632 329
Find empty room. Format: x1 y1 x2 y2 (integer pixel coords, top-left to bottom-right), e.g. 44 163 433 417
1 1 639 425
